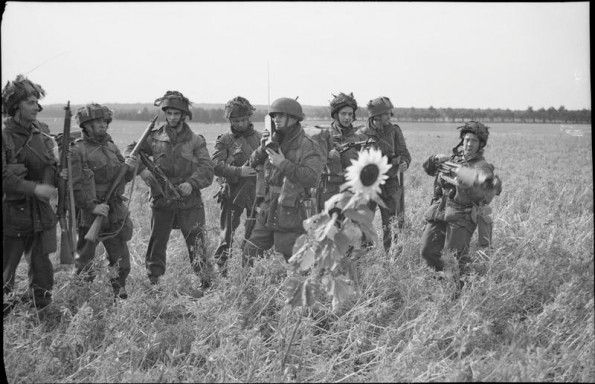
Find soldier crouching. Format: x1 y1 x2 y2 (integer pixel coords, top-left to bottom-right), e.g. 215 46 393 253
420 121 502 286
241 97 324 266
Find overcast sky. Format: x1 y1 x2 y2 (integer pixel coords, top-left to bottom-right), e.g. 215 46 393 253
1 2 590 110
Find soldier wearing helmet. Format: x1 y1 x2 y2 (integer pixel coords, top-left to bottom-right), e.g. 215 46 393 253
358 96 411 254
241 97 324 265
211 96 262 276
2 75 58 314
420 121 502 290
316 92 368 211
126 90 214 292
68 103 138 300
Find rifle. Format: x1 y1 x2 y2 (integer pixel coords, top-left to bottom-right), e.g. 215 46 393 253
57 101 76 264
337 138 377 154
84 115 158 242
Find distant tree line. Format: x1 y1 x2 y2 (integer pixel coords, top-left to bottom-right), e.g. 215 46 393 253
39 104 591 124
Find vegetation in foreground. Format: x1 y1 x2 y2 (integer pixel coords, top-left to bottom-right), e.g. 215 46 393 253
3 121 593 382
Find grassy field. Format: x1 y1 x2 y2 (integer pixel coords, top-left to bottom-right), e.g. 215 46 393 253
3 118 593 382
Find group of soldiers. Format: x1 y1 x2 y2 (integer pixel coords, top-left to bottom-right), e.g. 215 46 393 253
2 74 501 315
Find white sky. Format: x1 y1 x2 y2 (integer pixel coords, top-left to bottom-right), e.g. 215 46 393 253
1 2 591 110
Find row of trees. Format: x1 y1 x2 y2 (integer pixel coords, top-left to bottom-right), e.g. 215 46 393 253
39 104 591 124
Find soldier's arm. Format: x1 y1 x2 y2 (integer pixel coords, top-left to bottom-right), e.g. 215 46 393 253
422 155 440 176
2 141 37 196
114 145 136 182
212 135 242 179
187 135 214 190
278 141 323 189
393 125 411 166
71 145 98 214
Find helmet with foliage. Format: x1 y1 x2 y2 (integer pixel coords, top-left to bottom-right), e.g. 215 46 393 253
154 91 192 120
330 92 358 119
1 74 46 117
458 121 489 146
269 97 304 121
367 96 394 118
76 103 114 128
224 96 255 119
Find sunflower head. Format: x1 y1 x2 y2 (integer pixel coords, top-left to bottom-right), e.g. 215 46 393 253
341 148 392 202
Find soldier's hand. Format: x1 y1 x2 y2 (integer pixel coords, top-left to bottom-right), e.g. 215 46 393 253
328 149 341 161
125 155 139 170
92 203 110 217
33 183 58 201
59 169 68 180
240 166 257 178
178 182 193 196
397 160 409 172
266 148 285 168
260 130 271 149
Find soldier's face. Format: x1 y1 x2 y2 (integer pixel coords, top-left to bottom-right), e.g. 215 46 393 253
85 118 109 137
372 112 391 128
230 115 250 131
165 108 184 127
463 133 480 155
336 106 354 128
16 95 41 123
271 113 297 133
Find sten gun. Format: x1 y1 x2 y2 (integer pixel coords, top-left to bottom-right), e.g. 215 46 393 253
337 138 377 154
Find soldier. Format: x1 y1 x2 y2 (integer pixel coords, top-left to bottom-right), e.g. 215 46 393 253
420 121 502 285
241 97 324 265
359 97 411 253
70 103 138 299
128 91 214 290
317 92 369 211
211 96 261 277
2 75 58 314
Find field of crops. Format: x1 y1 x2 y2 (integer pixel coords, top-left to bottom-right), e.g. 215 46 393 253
4 117 594 382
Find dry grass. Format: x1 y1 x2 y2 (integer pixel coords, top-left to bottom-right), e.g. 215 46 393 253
4 120 593 382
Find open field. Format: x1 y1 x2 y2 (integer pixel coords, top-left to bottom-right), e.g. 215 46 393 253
4 118 594 382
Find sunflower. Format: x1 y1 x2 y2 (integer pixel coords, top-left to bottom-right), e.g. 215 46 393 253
341 148 392 202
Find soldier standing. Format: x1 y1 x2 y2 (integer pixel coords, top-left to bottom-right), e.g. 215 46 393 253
317 92 368 211
420 121 502 286
128 91 214 290
241 97 324 265
2 75 58 314
70 104 138 299
211 96 261 276
359 97 411 253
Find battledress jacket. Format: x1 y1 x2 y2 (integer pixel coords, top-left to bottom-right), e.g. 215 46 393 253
70 132 135 229
422 152 500 233
326 121 368 182
248 123 324 231
130 122 214 210
211 124 261 204
2 118 58 240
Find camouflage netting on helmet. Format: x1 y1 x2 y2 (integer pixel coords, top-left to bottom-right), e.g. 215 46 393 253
367 96 394 118
154 90 192 119
330 92 358 118
1 74 46 117
458 121 490 145
225 96 255 119
76 103 114 128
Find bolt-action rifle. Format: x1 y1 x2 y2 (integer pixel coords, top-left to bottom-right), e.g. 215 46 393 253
57 101 76 264
84 115 158 242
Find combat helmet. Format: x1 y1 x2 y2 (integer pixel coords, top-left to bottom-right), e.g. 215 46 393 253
154 91 192 120
367 97 394 118
458 121 489 147
225 96 255 119
269 97 304 121
1 74 46 117
76 103 114 128
330 92 358 119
